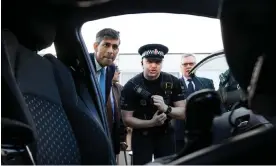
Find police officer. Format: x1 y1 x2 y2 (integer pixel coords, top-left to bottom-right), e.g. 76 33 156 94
120 44 186 165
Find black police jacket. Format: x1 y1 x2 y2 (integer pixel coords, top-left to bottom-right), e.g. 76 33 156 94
121 72 185 133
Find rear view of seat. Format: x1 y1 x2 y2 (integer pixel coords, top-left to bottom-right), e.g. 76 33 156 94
1 22 115 164
2 29 81 164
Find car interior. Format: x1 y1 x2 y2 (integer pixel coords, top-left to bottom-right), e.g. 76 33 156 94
2 0 276 165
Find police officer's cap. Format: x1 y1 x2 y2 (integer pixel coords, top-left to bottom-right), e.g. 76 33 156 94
138 44 169 60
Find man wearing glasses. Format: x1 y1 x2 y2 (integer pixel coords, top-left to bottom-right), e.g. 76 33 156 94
174 53 215 153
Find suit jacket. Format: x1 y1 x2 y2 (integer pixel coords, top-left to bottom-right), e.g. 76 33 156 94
174 76 215 140
90 53 115 104
107 82 126 155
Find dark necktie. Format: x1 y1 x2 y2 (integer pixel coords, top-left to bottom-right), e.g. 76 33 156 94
187 79 195 93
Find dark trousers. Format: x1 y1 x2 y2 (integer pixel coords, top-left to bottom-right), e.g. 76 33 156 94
111 122 120 155
175 140 185 153
132 130 176 165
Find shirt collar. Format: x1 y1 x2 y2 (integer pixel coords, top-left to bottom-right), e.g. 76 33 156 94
183 76 190 82
94 56 106 72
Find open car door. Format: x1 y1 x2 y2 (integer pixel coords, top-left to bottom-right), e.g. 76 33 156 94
148 50 274 165
189 50 228 90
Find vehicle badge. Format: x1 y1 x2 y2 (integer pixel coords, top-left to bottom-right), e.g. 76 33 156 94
154 49 158 55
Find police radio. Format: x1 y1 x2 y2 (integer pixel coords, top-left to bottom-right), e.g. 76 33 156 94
133 85 154 105
133 84 171 120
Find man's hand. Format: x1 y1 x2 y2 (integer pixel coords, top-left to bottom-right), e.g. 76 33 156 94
151 111 167 126
152 95 168 112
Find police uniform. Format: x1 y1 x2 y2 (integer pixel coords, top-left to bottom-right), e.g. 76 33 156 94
120 44 185 165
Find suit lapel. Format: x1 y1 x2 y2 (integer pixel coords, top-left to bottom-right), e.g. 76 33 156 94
105 67 111 103
180 77 191 98
90 53 115 104
112 84 120 120
180 76 204 93
106 88 113 133
192 76 203 91
91 52 109 103
106 84 120 133
180 77 188 90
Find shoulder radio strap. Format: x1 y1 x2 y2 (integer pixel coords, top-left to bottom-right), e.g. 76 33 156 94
130 73 152 100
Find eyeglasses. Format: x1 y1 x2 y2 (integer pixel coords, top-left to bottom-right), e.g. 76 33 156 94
182 62 195 67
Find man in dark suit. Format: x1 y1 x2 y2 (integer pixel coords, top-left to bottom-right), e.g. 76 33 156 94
106 66 127 164
90 28 122 161
90 28 120 104
174 53 215 153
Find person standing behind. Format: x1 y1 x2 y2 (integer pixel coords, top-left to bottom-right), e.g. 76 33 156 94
174 53 215 153
90 28 120 104
106 65 127 164
89 28 121 159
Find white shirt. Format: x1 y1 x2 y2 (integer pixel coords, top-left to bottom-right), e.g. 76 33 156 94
94 56 107 82
183 76 195 89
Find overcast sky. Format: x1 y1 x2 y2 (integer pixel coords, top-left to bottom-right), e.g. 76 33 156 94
81 13 223 54
39 13 223 54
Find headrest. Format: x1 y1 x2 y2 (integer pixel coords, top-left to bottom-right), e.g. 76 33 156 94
220 0 275 95
2 8 56 52
14 19 55 51
2 29 20 70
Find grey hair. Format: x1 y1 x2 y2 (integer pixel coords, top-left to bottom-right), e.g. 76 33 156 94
95 28 120 44
181 53 196 62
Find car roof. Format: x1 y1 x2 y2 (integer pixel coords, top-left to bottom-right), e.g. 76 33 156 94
3 0 220 27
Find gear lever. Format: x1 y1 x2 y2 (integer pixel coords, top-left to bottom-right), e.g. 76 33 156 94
175 89 221 160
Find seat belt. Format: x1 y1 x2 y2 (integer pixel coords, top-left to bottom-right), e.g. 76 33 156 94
1 41 37 165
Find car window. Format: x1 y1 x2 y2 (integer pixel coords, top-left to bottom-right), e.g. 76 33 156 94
194 54 229 90
80 13 223 85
